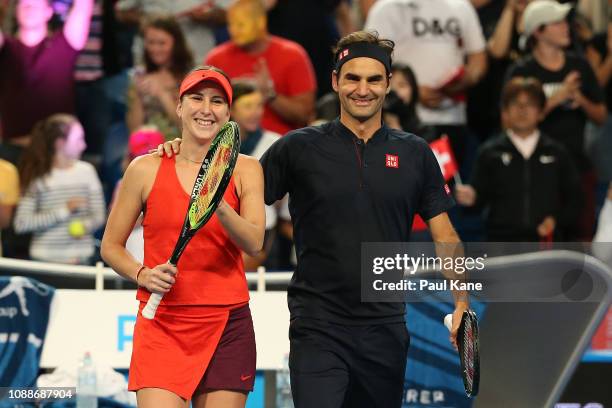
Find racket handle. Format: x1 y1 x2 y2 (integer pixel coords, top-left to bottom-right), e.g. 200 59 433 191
142 293 163 319
444 314 453 332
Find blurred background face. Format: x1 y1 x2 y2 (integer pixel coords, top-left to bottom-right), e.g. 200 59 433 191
231 91 265 133
390 71 413 105
144 27 175 67
17 0 53 29
58 122 87 160
227 4 265 47
536 20 570 48
502 92 542 134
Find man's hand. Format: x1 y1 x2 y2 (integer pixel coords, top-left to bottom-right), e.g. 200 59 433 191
254 58 276 102
455 185 477 207
66 197 87 213
137 263 177 294
155 138 183 157
420 86 445 108
562 71 581 106
449 303 469 350
537 216 556 238
135 76 166 98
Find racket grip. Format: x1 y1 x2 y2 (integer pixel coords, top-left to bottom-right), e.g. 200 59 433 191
444 314 453 332
142 293 163 319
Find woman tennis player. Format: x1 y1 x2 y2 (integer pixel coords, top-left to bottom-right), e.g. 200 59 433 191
101 66 265 408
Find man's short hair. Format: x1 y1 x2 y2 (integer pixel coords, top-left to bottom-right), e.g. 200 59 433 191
501 77 547 110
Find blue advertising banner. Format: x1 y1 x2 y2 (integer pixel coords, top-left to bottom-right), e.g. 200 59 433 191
404 295 485 408
0 276 55 390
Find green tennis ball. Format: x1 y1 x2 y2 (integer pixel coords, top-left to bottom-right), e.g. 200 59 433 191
68 220 86 238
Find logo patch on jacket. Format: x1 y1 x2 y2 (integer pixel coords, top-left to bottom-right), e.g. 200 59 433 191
539 155 556 164
501 153 512 166
385 154 399 168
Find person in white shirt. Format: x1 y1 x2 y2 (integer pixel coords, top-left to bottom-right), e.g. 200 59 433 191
365 0 487 164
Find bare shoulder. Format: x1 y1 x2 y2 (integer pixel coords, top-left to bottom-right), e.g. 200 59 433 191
127 153 162 174
235 154 262 172
234 154 263 196
123 154 163 191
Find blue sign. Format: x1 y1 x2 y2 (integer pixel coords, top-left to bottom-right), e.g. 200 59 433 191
0 276 54 390
117 315 136 352
404 293 485 408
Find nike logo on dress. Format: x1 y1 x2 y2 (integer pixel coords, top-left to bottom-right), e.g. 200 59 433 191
241 374 252 381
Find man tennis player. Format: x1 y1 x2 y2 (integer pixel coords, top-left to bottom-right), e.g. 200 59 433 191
260 31 467 407
159 32 468 407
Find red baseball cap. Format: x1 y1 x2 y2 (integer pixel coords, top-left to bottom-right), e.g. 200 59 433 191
179 68 233 106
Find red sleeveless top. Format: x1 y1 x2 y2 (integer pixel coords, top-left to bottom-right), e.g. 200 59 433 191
137 156 248 305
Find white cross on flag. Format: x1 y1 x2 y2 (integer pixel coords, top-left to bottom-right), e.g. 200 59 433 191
429 135 458 181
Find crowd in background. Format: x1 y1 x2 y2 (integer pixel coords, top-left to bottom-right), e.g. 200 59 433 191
1 0 612 269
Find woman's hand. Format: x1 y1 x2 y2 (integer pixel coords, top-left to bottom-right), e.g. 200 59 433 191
137 263 178 294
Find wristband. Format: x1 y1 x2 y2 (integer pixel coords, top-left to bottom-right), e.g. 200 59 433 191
135 264 146 284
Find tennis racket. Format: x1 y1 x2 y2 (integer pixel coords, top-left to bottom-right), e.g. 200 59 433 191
444 309 480 397
141 121 241 320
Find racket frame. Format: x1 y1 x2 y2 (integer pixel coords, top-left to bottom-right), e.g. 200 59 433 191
457 309 480 397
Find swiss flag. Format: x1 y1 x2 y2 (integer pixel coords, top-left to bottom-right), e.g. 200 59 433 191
412 136 458 232
429 135 458 181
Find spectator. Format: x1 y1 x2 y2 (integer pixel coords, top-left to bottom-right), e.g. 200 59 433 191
585 19 612 180
230 79 290 270
365 0 487 165
0 0 93 143
0 159 19 256
468 0 532 141
358 0 377 21
267 0 354 96
506 0 607 240
206 0 317 135
0 134 28 260
577 0 612 36
312 92 340 125
485 0 532 61
586 19 612 110
72 0 123 158
115 0 231 64
14 114 106 264
383 64 438 141
455 77 581 241
126 15 193 141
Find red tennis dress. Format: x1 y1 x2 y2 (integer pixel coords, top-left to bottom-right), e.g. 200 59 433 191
128 156 255 399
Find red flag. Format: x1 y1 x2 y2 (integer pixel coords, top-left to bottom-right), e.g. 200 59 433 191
412 215 427 231
438 66 466 102
592 306 612 351
429 135 458 181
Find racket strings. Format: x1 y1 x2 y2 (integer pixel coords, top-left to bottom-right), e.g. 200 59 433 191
190 134 235 224
460 319 473 383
